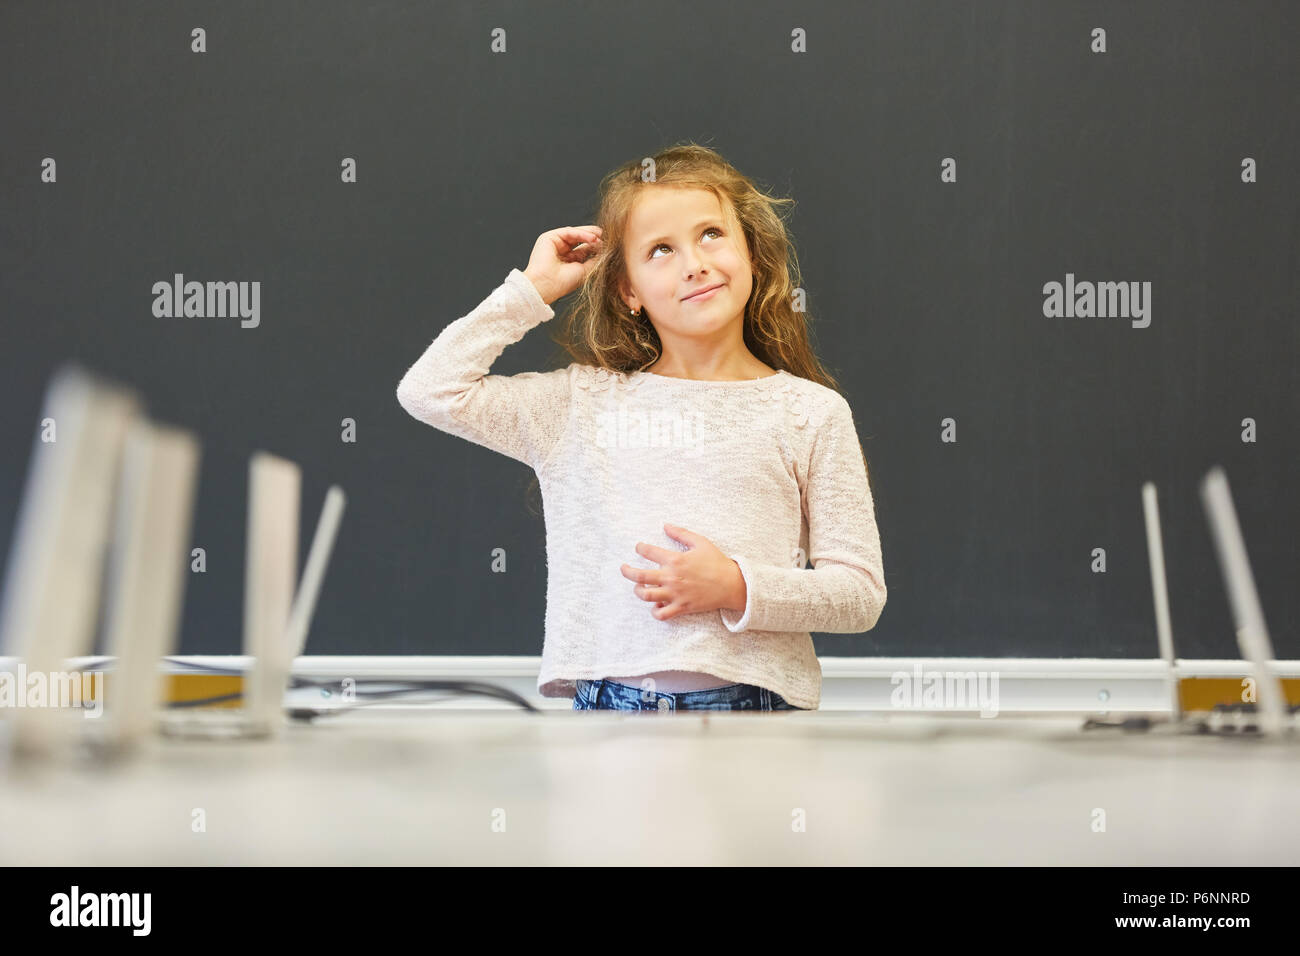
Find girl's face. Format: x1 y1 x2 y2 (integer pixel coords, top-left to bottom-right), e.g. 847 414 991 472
620 187 753 346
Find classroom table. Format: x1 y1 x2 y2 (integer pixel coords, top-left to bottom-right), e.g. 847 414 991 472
1 709 1296 865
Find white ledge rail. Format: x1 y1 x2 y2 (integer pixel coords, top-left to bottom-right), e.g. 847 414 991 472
2 655 1297 714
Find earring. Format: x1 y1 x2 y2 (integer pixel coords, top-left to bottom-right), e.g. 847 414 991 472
630 307 641 317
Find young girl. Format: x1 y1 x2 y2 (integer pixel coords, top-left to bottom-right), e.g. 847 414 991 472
396 144 886 712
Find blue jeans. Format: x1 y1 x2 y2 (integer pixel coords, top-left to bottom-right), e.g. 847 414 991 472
572 678 803 711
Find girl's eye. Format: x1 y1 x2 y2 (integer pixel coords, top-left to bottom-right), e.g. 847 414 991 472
651 227 722 258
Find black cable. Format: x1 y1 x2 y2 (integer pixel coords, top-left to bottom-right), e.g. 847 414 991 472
160 670 540 713
168 693 245 708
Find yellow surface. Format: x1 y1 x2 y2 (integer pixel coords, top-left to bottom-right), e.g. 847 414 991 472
1179 676 1300 711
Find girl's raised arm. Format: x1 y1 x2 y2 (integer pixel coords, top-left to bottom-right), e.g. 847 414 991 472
395 227 603 470
395 268 571 470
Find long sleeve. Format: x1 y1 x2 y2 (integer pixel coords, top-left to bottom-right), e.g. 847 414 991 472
396 268 573 470
719 394 886 634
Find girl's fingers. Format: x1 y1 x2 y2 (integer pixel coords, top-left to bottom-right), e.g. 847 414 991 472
559 227 602 245
557 232 601 255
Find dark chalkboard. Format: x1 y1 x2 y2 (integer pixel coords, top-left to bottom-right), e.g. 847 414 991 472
1 1 1294 663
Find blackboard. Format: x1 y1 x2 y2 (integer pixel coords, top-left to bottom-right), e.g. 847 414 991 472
1 1 1294 662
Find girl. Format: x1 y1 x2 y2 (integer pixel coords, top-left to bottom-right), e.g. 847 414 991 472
396 143 886 712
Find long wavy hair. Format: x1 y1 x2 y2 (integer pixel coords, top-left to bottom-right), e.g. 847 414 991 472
525 142 870 517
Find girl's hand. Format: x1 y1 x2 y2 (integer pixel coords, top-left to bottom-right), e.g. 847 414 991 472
620 523 747 621
522 225 603 305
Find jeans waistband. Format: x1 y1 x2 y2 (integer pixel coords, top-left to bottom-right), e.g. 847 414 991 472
574 678 796 712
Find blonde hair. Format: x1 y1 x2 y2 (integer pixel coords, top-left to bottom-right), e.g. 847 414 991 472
545 141 841 390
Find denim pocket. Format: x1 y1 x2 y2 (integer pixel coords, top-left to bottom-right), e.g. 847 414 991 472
572 680 591 710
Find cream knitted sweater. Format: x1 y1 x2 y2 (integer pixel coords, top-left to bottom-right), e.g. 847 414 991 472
395 269 886 709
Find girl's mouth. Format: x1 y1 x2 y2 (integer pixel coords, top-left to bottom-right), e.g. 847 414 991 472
682 283 723 302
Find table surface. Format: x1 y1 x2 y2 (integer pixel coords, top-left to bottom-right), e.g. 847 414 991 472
1 709 1297 865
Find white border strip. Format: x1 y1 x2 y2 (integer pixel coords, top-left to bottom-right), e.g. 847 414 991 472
3 655 1294 713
